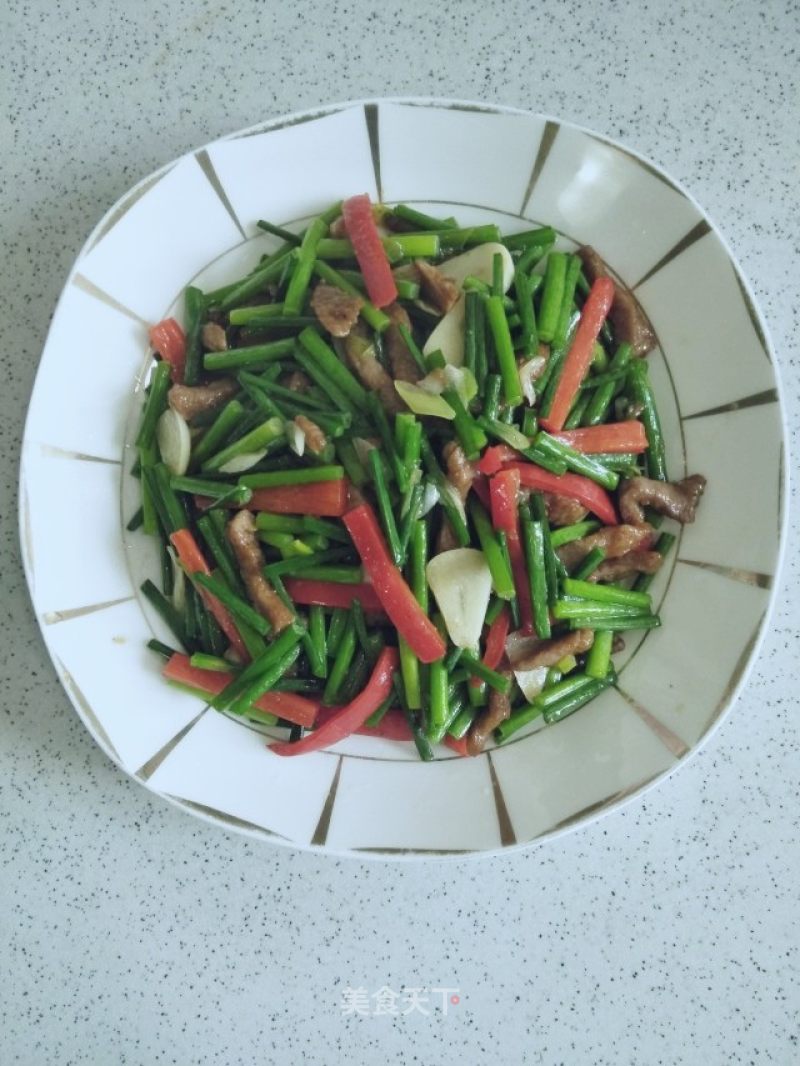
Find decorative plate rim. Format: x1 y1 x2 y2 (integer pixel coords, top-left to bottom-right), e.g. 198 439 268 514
18 96 791 861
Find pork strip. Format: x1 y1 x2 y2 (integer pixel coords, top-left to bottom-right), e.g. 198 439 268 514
466 677 513 756
168 378 238 422
226 510 295 633
310 282 363 338
513 629 595 672
385 303 422 384
578 245 657 357
589 550 663 583
415 259 459 314
618 475 706 525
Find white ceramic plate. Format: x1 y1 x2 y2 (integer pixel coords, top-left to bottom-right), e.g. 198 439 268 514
20 98 787 858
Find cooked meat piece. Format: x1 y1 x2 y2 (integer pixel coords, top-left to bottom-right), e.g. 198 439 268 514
436 521 460 553
328 215 348 238
578 245 657 357
415 259 459 314
612 635 626 653
513 629 595 672
443 441 476 503
466 677 513 756
294 414 328 456
202 322 228 353
385 303 422 384
168 378 238 422
201 322 228 352
589 550 663 583
542 492 588 528
310 282 363 338
281 370 313 393
344 324 404 415
226 510 295 633
435 442 476 552
557 523 656 571
619 475 706 525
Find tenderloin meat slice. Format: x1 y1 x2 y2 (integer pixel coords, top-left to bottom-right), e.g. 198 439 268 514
226 510 294 633
168 378 238 422
201 322 228 352
542 492 589 528
436 442 476 552
589 550 663 584
618 475 706 525
415 259 459 314
293 414 328 456
443 441 476 503
310 282 363 338
466 677 513 756
343 326 404 415
557 523 656 571
512 629 595 672
385 303 422 384
578 245 657 357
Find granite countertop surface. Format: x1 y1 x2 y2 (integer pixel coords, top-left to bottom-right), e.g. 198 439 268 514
1 1 797 1063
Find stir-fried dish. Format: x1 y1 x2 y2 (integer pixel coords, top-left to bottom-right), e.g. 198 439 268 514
132 194 705 759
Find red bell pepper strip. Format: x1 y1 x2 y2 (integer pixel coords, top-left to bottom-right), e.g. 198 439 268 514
270 646 399 755
489 470 533 631
489 467 519 535
484 605 511 670
248 480 348 517
149 318 186 383
284 578 384 614
341 194 398 308
343 503 446 663
315 705 413 741
443 734 469 757
501 461 618 525
169 529 249 661
478 444 516 477
551 420 647 454
472 473 491 509
162 654 318 728
539 275 615 433
470 605 511 688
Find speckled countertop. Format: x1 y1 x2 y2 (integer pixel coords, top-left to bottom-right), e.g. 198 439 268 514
2 2 798 1063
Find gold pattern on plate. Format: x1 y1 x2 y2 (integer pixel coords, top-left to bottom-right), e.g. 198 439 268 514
708 613 766 727
136 707 209 781
732 266 771 360
72 274 147 325
677 559 772 590
39 444 120 465
614 686 689 759
167 796 286 838
235 106 344 139
87 169 170 252
549 771 663 834
195 149 246 239
58 661 120 761
487 752 517 846
311 755 343 846
632 219 711 290
363 103 382 203
43 596 133 625
520 120 560 215
681 388 778 421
